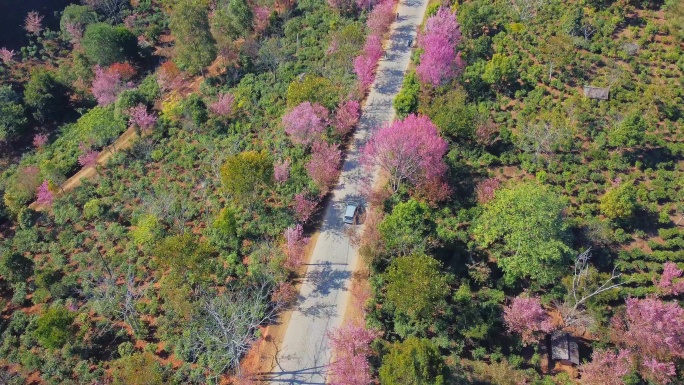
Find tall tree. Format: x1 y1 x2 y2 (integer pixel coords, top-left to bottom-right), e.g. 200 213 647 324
379 337 447 385
416 8 464 86
220 151 272 209
82 23 138 66
170 0 217 75
0 86 27 143
472 183 571 286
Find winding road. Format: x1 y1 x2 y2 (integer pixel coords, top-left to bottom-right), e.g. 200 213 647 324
267 0 428 383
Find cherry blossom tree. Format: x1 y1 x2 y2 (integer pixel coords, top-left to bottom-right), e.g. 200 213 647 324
92 65 129 106
0 48 15 64
362 114 448 192
642 358 676 385
157 61 183 91
579 349 633 385
367 0 395 36
36 180 54 206
333 100 360 136
209 93 235 117
354 54 377 91
306 141 342 192
328 323 379 385
78 145 100 168
24 11 44 35
32 133 48 149
294 192 318 223
416 8 465 86
614 297 684 360
253 6 271 34
657 262 684 295
503 295 554 344
127 104 157 133
282 102 329 146
64 22 84 46
283 224 310 270
274 159 290 183
475 178 500 204
363 35 383 63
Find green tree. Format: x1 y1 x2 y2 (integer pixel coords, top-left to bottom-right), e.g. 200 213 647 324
130 214 164 247
379 337 446 385
34 307 75 349
0 86 27 143
23 69 69 123
209 207 240 251
154 234 215 285
286 75 340 110
82 23 138 66
607 113 646 149
384 255 450 320
379 199 434 257
600 183 637 221
112 352 164 385
481 53 518 87
421 88 476 139
60 5 98 38
539 34 573 81
0 252 34 285
170 0 217 75
394 72 420 118
211 0 253 40
472 183 571 286
220 151 272 208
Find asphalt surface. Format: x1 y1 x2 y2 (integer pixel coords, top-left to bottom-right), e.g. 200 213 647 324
268 0 428 382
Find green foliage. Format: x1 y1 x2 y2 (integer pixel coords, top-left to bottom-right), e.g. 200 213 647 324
0 252 34 284
111 352 165 385
154 234 215 285
220 151 272 206
379 199 434 257
394 72 420 118
82 23 139 66
0 86 27 143
34 307 75 349
600 183 638 221
131 214 164 247
170 0 217 75
82 199 104 220
60 5 98 38
607 113 647 148
209 207 240 251
421 88 476 139
384 254 450 320
212 0 253 40
23 69 69 123
286 75 340 110
481 53 519 86
472 183 571 286
379 337 446 385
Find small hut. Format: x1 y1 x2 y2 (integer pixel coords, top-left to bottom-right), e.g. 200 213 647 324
550 331 580 366
583 86 609 101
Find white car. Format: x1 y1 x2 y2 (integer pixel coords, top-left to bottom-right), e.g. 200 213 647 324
343 202 361 225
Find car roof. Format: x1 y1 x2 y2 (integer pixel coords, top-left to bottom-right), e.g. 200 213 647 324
344 203 357 217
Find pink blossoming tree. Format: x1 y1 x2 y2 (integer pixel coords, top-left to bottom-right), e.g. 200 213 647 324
306 141 342 192
64 22 83 46
283 224 310 270
282 102 329 146
579 349 633 385
327 323 379 385
36 180 54 206
128 104 157 133
92 65 129 106
78 144 100 168
24 11 44 35
253 6 271 34
367 0 395 36
642 358 676 385
0 48 15 64
476 178 501 204
294 192 318 223
274 159 291 183
416 8 465 86
361 114 448 192
209 93 235 117
333 100 360 137
503 295 554 344
33 133 48 149
353 54 377 91
657 262 684 296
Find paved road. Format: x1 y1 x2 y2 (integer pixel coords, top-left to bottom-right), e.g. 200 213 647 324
268 0 428 383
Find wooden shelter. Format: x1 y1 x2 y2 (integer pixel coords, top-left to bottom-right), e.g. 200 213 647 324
583 86 609 100
550 331 580 366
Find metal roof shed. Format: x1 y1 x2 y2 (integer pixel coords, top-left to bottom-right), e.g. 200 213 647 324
550 331 580 366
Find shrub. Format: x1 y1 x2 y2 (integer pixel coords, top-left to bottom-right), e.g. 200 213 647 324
34 307 75 349
82 23 138 66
